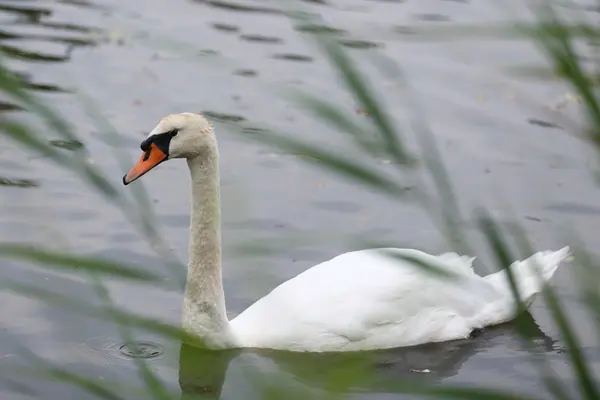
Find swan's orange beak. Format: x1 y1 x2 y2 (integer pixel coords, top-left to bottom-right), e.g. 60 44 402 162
123 143 168 185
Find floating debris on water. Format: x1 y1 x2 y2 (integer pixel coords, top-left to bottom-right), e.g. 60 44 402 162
240 34 283 44
49 139 85 151
202 111 246 123
242 126 269 134
233 69 259 77
339 39 380 49
197 49 220 57
203 1 283 15
272 53 314 62
0 177 39 188
527 118 561 129
211 22 240 33
295 24 346 35
525 215 543 222
414 13 451 22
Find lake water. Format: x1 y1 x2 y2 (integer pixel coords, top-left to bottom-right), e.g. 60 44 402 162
0 0 598 399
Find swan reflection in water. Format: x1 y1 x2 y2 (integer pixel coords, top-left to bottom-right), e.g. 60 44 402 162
178 315 559 399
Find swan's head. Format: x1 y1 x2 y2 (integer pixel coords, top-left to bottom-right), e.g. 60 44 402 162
122 113 214 185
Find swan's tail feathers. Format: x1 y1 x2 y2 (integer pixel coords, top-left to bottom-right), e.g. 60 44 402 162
484 246 570 307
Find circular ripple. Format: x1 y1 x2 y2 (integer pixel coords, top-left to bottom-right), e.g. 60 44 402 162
119 342 164 359
82 337 165 361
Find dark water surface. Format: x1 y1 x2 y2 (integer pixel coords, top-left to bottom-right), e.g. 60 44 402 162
0 0 598 399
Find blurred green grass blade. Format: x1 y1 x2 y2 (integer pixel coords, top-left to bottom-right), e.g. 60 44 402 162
571 244 600 329
0 62 122 202
0 60 184 285
0 120 65 162
0 119 120 200
541 280 599 399
520 5 600 397
476 211 523 307
75 92 156 213
0 60 78 142
289 90 381 155
414 386 536 400
531 4 600 145
475 211 541 341
0 378 37 398
413 118 471 254
251 129 411 197
550 235 600 338
290 11 412 166
73 91 185 285
318 37 411 165
0 65 122 197
381 250 460 281
0 244 165 284
540 274 599 400
6 281 188 342
497 218 599 399
21 349 138 400
43 368 129 400
540 370 571 400
91 278 173 400
366 50 473 255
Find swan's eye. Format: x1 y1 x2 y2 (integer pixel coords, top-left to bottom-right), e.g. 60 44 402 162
168 129 178 137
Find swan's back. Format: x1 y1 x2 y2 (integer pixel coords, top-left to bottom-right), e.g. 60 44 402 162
231 248 517 352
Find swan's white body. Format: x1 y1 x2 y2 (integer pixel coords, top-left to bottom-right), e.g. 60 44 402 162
230 247 568 352
124 113 570 353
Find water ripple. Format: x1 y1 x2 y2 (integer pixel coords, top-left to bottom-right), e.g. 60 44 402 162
0 0 102 103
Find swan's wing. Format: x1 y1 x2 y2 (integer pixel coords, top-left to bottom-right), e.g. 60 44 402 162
231 249 502 351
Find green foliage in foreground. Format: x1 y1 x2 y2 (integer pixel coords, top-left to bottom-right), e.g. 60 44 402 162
0 0 599 399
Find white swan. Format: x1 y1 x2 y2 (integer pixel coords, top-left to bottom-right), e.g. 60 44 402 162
123 112 570 353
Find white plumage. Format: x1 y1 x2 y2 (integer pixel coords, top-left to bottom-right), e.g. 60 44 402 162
231 247 569 351
123 113 570 353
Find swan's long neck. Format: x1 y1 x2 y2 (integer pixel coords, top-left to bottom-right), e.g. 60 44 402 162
182 139 237 348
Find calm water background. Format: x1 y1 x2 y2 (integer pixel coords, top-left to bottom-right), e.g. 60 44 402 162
0 0 598 399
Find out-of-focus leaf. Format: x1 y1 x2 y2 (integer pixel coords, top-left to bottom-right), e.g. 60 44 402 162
43 368 129 400
0 61 77 142
530 4 600 146
476 212 526 311
5 282 187 342
290 11 412 167
74 91 185 287
365 49 472 255
18 348 137 400
289 91 381 155
505 220 571 400
408 385 537 400
0 244 165 284
481 211 599 398
0 62 122 204
251 129 412 198
381 250 461 281
542 279 599 399
91 279 173 400
0 119 120 200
